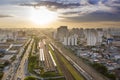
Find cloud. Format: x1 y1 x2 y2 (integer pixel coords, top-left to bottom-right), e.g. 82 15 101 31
60 11 120 22
57 0 120 22
18 0 120 13
2 0 119 13
0 14 13 18
19 0 81 10
0 0 120 22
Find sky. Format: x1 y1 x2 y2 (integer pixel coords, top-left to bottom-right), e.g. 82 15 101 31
0 0 120 28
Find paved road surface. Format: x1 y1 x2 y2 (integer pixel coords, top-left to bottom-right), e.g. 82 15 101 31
14 39 34 80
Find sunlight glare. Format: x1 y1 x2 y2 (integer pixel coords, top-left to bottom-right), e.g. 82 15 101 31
30 6 58 25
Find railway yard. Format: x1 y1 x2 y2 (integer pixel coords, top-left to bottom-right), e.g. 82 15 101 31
37 38 84 80
17 35 88 80
38 40 57 72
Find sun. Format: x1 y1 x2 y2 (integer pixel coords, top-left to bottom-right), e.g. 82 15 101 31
30 6 58 25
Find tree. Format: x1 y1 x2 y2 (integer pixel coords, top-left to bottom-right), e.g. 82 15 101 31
105 73 116 80
4 61 10 66
92 63 107 74
24 76 36 80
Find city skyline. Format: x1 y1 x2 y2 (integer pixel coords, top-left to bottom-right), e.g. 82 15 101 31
0 0 120 28
0 27 120 80
0 1 120 80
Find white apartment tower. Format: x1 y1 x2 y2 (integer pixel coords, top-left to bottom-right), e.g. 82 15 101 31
62 34 78 46
84 29 98 46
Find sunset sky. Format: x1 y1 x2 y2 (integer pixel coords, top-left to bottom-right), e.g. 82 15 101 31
0 0 120 28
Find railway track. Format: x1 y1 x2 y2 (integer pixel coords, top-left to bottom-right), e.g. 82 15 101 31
54 48 75 80
40 40 56 72
44 47 50 71
45 44 54 71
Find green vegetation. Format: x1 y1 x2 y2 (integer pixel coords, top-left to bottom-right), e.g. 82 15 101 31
92 63 116 80
0 64 4 69
0 72 3 79
31 37 38 55
28 37 40 74
4 61 10 66
49 45 84 80
60 53 84 80
40 67 64 79
0 61 10 79
34 36 39 52
92 63 107 74
39 44 64 79
24 76 37 80
105 73 116 80
0 61 10 68
28 55 38 73
52 35 115 80
31 43 35 55
28 37 64 80
48 45 63 75
21 39 31 58
41 71 60 77
0 64 4 79
47 78 65 80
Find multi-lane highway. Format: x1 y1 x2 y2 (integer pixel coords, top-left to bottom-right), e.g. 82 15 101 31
14 39 34 80
2 39 31 80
